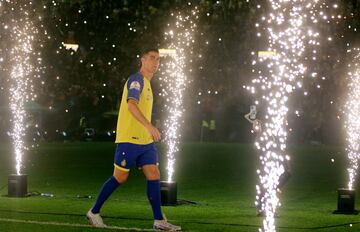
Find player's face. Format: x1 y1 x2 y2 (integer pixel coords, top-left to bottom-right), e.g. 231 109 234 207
142 51 160 74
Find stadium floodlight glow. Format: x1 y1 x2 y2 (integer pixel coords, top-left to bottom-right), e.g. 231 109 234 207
258 51 277 58
159 48 177 57
248 0 325 231
62 42 79 52
1 0 38 197
335 48 360 214
159 6 198 205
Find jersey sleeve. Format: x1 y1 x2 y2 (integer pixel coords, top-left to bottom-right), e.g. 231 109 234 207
126 73 144 102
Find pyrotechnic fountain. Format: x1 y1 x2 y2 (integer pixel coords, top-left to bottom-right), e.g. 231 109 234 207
248 0 328 230
0 0 38 197
159 5 198 205
335 48 360 214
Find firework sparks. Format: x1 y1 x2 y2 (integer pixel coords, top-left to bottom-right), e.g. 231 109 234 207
1 0 38 175
160 6 198 182
249 1 327 231
344 48 360 190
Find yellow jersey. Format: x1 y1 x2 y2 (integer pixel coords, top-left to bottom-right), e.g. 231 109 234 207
115 72 154 145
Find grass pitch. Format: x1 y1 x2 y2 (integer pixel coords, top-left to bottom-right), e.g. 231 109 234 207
0 142 359 231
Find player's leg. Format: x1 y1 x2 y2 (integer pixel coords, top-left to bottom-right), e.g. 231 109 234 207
87 168 128 227
87 144 133 227
113 166 130 183
142 164 161 180
142 164 163 220
139 144 181 231
91 167 129 213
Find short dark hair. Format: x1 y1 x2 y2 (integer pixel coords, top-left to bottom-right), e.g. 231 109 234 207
139 48 159 67
140 48 159 58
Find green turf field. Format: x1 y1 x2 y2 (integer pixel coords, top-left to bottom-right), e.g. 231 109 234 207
0 142 359 232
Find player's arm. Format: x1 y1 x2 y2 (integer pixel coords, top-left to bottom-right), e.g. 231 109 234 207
126 75 161 141
127 99 161 142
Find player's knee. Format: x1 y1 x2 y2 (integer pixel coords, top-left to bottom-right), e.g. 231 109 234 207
113 170 129 184
147 169 160 180
113 174 128 183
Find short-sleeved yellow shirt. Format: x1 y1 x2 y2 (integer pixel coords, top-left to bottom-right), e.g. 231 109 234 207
115 72 153 145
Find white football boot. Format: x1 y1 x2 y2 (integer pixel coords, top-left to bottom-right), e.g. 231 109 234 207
86 209 107 228
153 219 181 231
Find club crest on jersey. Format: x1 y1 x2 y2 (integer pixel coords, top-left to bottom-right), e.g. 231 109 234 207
129 81 141 90
121 159 127 167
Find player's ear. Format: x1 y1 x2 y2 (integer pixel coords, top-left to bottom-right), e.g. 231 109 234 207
141 54 147 62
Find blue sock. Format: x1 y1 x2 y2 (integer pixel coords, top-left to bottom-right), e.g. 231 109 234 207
147 180 164 220
91 176 120 214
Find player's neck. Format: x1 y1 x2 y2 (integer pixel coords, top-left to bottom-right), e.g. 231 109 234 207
139 69 153 81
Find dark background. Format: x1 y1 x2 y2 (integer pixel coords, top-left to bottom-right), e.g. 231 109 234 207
0 0 359 144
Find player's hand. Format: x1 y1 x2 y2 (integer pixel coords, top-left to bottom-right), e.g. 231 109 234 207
146 124 161 142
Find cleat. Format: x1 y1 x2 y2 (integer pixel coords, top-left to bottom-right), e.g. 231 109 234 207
86 209 107 228
154 219 181 231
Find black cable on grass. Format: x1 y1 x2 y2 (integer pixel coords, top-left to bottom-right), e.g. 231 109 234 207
176 199 201 205
8 191 93 199
27 191 41 196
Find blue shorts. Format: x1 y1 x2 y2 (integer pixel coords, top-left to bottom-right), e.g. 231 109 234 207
114 143 158 172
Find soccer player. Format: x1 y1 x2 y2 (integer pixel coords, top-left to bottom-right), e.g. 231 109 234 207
87 49 181 231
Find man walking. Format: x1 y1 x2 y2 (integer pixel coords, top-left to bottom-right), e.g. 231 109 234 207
87 48 181 231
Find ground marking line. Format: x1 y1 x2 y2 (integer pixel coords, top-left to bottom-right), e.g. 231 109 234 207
0 217 155 231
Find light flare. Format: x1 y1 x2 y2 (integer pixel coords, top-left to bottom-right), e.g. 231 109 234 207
344 48 360 190
160 6 198 182
1 0 38 175
249 0 328 231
